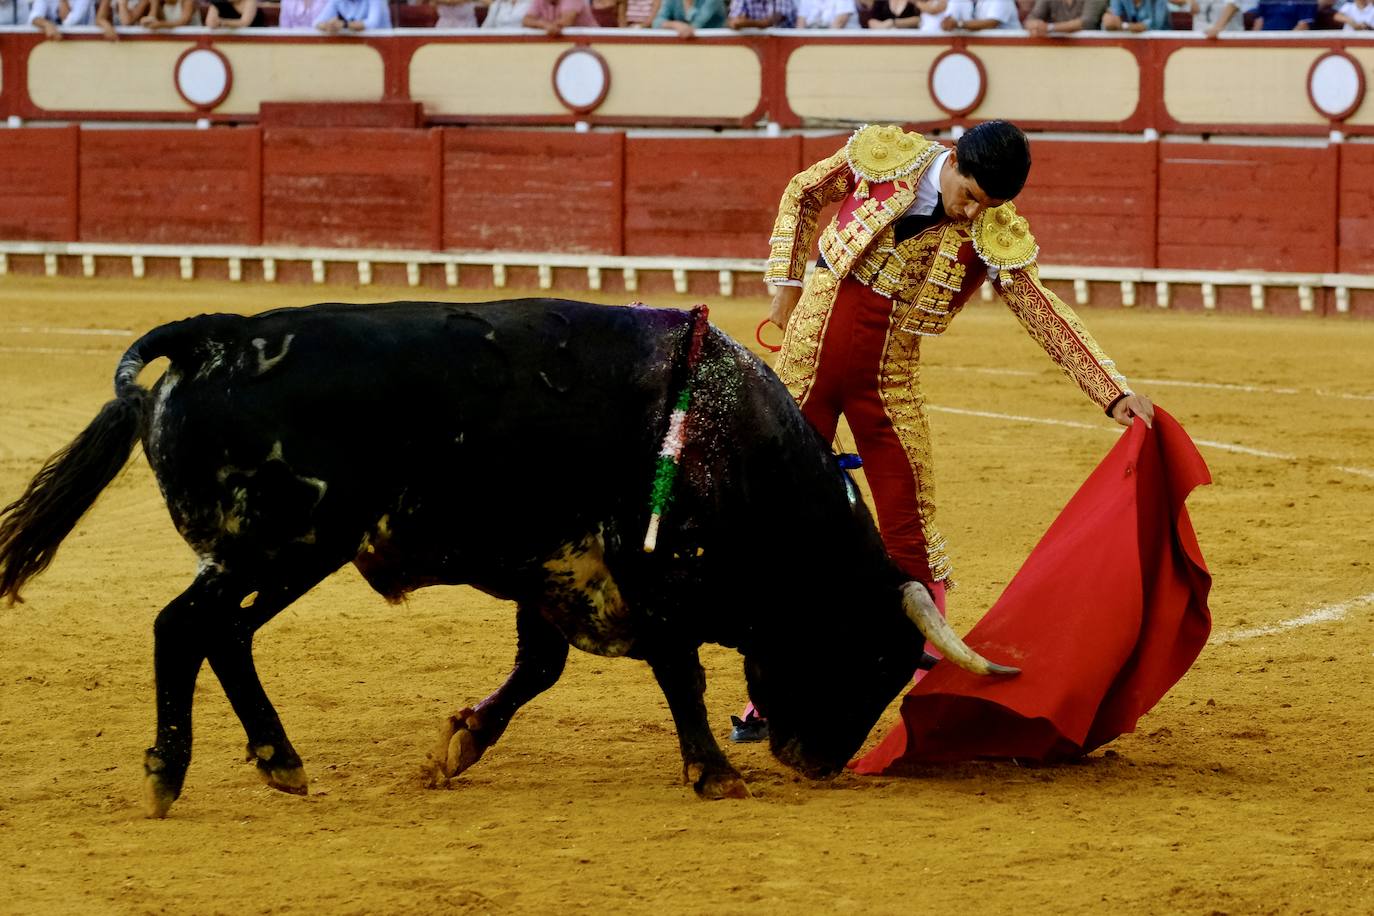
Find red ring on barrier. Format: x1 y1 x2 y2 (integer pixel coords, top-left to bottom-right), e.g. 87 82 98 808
755 318 782 353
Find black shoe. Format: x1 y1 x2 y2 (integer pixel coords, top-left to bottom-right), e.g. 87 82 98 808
729 713 769 743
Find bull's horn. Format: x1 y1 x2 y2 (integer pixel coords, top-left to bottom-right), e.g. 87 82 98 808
901 582 1020 676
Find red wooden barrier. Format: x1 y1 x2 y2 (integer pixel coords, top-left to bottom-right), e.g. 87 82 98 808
261 127 441 250
1156 142 1337 273
1 125 1372 287
79 129 262 246
1015 140 1158 269
442 130 624 254
0 126 79 242
1338 144 1374 275
623 136 803 259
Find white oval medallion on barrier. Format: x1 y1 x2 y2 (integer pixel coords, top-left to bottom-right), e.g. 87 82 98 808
929 51 984 117
553 47 610 114
175 48 231 110
1307 52 1364 122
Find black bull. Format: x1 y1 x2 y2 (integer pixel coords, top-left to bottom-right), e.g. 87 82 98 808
0 299 1013 817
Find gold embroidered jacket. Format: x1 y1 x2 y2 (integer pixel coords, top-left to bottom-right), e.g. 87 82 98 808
765 124 1132 411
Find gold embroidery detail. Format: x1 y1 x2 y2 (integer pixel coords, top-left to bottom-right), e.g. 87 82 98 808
998 264 1130 409
846 124 940 185
849 224 981 337
877 323 953 583
817 182 921 280
774 267 841 408
765 147 854 285
972 202 1038 273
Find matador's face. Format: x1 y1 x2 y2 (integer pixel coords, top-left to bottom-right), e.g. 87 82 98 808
940 154 1007 223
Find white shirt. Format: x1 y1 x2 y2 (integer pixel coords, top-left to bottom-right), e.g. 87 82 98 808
947 0 1019 26
1337 0 1374 28
481 0 534 26
797 0 856 25
29 0 95 25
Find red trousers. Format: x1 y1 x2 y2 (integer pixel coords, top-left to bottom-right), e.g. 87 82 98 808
785 275 946 585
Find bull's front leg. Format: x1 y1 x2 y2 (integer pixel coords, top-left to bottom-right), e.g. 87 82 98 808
426 603 569 787
646 647 750 800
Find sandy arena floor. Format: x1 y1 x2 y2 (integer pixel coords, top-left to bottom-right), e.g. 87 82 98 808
1 277 1371 914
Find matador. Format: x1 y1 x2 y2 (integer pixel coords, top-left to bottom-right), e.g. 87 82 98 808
765 120 1155 600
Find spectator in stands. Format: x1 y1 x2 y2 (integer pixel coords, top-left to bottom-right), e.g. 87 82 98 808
796 0 855 26
312 0 388 29
522 0 596 32
29 0 118 37
208 0 266 25
727 0 794 28
590 0 624 23
941 0 1022 29
624 0 660 22
1333 0 1373 26
481 0 533 24
915 0 949 29
862 0 920 26
1024 0 1104 32
1190 0 1253 31
137 0 201 27
1254 0 1315 26
278 0 323 26
112 0 147 23
432 0 481 25
654 0 726 34
1103 0 1170 28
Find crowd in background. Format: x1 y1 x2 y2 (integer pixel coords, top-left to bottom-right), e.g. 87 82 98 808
6 0 1371 40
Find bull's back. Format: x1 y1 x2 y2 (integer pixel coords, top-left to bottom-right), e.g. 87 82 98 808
143 300 689 566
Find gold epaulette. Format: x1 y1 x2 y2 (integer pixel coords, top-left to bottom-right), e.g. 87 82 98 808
845 124 940 199
972 202 1039 275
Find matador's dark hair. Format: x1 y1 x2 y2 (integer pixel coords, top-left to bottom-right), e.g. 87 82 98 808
955 120 1032 202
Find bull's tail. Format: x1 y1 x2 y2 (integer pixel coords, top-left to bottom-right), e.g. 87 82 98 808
0 316 217 604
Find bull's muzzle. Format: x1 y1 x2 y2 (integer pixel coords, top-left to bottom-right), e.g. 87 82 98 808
902 582 1020 677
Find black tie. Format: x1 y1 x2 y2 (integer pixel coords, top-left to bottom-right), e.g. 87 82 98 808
893 193 945 243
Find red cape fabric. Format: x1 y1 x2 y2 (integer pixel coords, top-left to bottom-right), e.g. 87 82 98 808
852 408 1212 772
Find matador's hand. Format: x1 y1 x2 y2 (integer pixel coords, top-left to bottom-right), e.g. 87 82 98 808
1112 392 1155 429
768 284 803 330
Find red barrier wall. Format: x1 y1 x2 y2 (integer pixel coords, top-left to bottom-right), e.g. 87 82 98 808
262 128 441 250
443 131 624 255
1157 143 1338 273
79 129 262 246
1015 141 1158 269
3 126 1374 284
623 137 802 258
0 127 79 242
1338 144 1374 275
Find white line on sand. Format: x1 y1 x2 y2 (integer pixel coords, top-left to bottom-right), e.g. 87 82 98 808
1212 593 1374 644
926 405 1373 477
3 326 135 337
0 346 115 356
940 365 1371 401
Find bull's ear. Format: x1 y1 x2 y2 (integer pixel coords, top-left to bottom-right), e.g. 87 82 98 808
900 582 1019 676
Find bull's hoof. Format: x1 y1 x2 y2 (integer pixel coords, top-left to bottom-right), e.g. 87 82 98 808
142 749 184 819
248 743 309 796
425 708 485 788
143 772 179 819
686 762 752 800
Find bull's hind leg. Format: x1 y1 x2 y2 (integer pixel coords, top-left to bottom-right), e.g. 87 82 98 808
144 555 339 818
426 603 568 787
647 647 750 800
